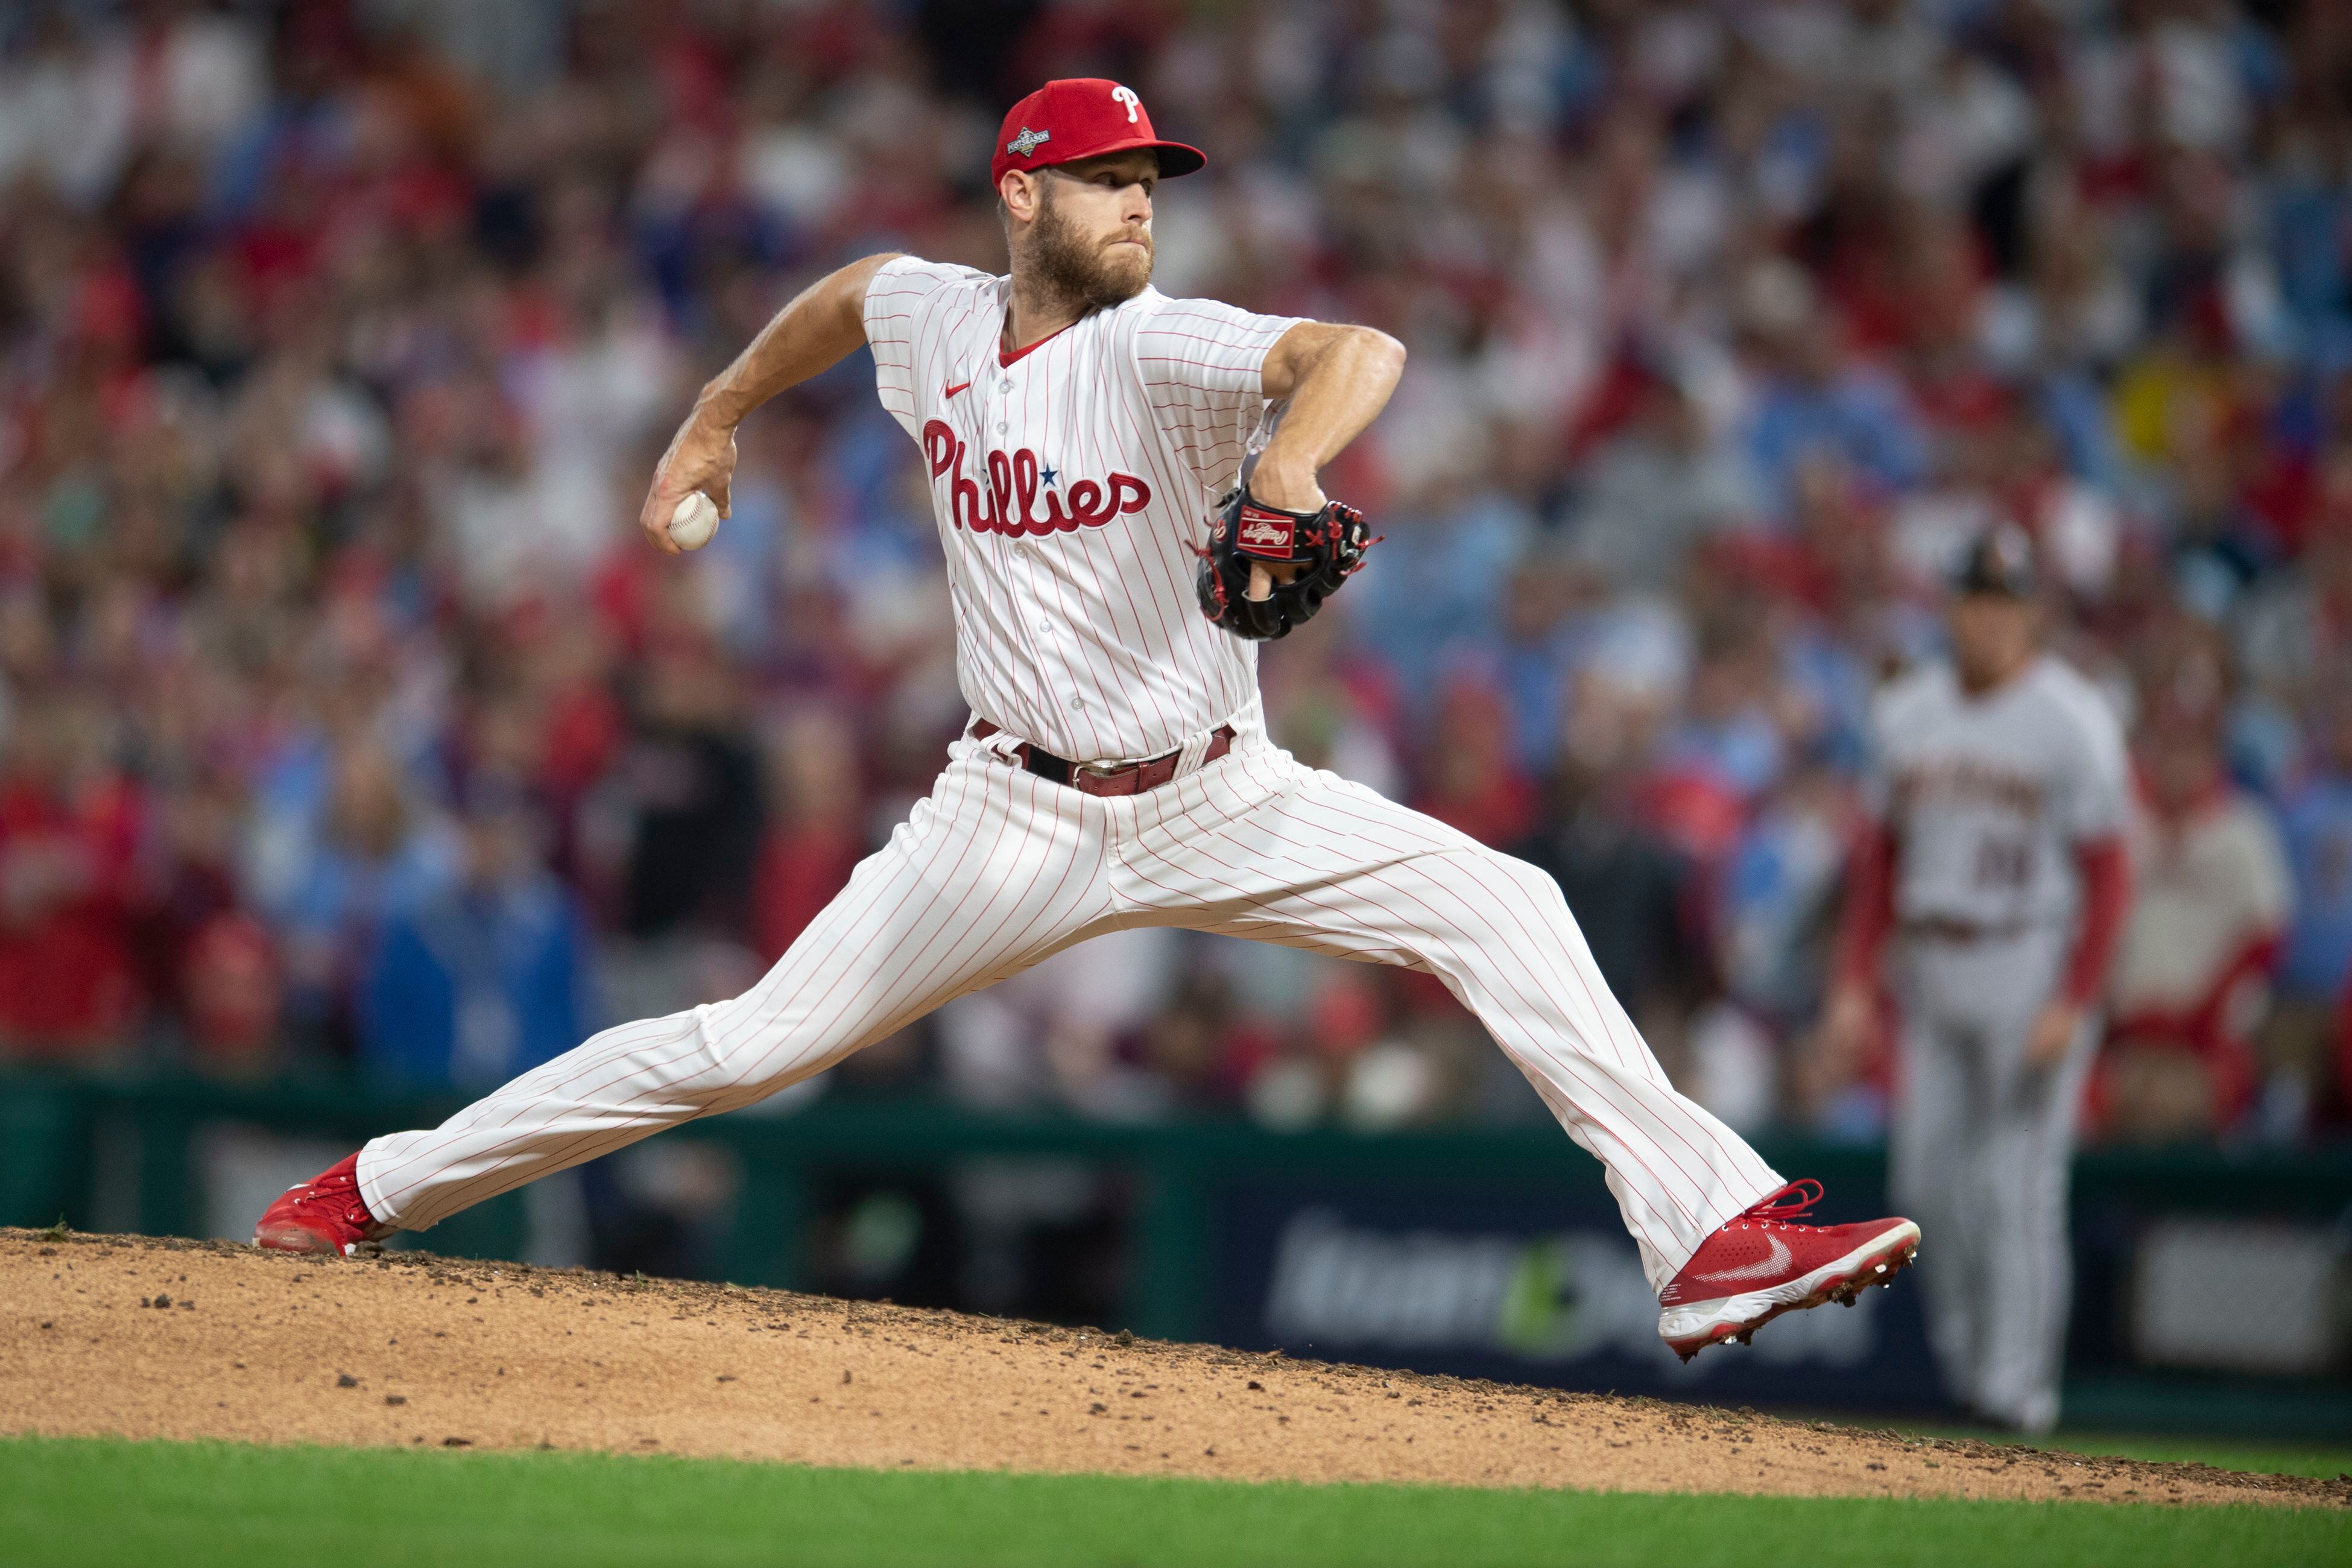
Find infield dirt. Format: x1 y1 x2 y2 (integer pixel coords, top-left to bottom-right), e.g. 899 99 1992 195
3 1228 2341 1509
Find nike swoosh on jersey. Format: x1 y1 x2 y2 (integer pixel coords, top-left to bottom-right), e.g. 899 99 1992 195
944 381 972 399
1690 1234 1792 1284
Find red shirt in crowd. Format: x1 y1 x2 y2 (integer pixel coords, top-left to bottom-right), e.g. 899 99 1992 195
0 776 147 1051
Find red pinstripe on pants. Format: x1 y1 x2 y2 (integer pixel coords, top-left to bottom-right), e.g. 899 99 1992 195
356 712 1781 1291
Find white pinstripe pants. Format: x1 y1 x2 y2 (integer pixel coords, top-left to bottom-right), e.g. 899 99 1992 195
357 719 1782 1290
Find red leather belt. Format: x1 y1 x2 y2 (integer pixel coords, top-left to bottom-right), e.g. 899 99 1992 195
969 720 1234 797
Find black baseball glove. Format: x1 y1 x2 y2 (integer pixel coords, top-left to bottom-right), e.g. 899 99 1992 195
1195 485 1378 641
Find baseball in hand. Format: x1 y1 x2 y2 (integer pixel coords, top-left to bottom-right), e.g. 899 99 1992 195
669 490 721 551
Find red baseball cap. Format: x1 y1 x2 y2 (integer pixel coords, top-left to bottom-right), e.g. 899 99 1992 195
990 78 1206 188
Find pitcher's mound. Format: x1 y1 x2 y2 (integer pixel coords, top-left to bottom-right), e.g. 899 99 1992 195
2 1229 2336 1508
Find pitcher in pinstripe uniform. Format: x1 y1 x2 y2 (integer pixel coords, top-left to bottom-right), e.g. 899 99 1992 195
257 78 1918 1364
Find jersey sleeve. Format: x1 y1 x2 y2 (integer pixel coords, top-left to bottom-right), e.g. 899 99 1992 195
2056 682 2131 843
1857 680 1908 820
1131 296 1307 494
863 256 988 438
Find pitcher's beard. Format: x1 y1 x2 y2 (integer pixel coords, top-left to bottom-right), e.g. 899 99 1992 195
1022 188 1152 312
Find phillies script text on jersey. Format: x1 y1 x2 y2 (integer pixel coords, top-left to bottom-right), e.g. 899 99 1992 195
859 254 1315 762
923 420 1151 537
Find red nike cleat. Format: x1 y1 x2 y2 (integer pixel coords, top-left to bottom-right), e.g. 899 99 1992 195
253 1154 391 1257
1656 1180 1918 1362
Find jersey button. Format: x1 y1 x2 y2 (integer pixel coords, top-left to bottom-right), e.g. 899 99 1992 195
996 422 1008 433
999 378 1013 391
1070 697 1086 712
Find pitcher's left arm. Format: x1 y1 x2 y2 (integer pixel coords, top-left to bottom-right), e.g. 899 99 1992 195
1249 323 1406 514
1193 323 1404 637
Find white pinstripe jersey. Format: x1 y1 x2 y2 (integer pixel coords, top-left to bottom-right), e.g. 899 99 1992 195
863 255 1304 763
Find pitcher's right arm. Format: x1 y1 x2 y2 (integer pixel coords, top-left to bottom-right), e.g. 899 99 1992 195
639 253 902 553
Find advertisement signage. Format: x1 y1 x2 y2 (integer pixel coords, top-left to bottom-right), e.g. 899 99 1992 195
1214 1187 1947 1410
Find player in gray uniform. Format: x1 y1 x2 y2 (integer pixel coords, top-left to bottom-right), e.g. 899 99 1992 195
1816 525 2132 1432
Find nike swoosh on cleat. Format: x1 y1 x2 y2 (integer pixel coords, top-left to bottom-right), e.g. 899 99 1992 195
1691 1234 1791 1284
944 381 972 399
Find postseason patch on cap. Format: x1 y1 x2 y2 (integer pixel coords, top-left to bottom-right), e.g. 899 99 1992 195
1234 505 1297 560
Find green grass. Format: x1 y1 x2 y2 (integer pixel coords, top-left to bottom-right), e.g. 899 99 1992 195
1 1435 2344 1568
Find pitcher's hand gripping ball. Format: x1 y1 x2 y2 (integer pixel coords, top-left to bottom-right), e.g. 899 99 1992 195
669 490 721 551
1195 485 1377 640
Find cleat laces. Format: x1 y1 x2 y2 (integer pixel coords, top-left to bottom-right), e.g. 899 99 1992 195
1733 1178 1824 1230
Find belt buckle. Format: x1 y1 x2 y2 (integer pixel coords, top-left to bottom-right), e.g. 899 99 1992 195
1076 759 1130 780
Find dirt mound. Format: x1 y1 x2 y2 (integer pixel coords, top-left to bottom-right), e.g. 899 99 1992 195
1 1229 2339 1508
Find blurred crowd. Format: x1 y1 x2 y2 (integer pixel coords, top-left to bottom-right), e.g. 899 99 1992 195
3 0 2350 1150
